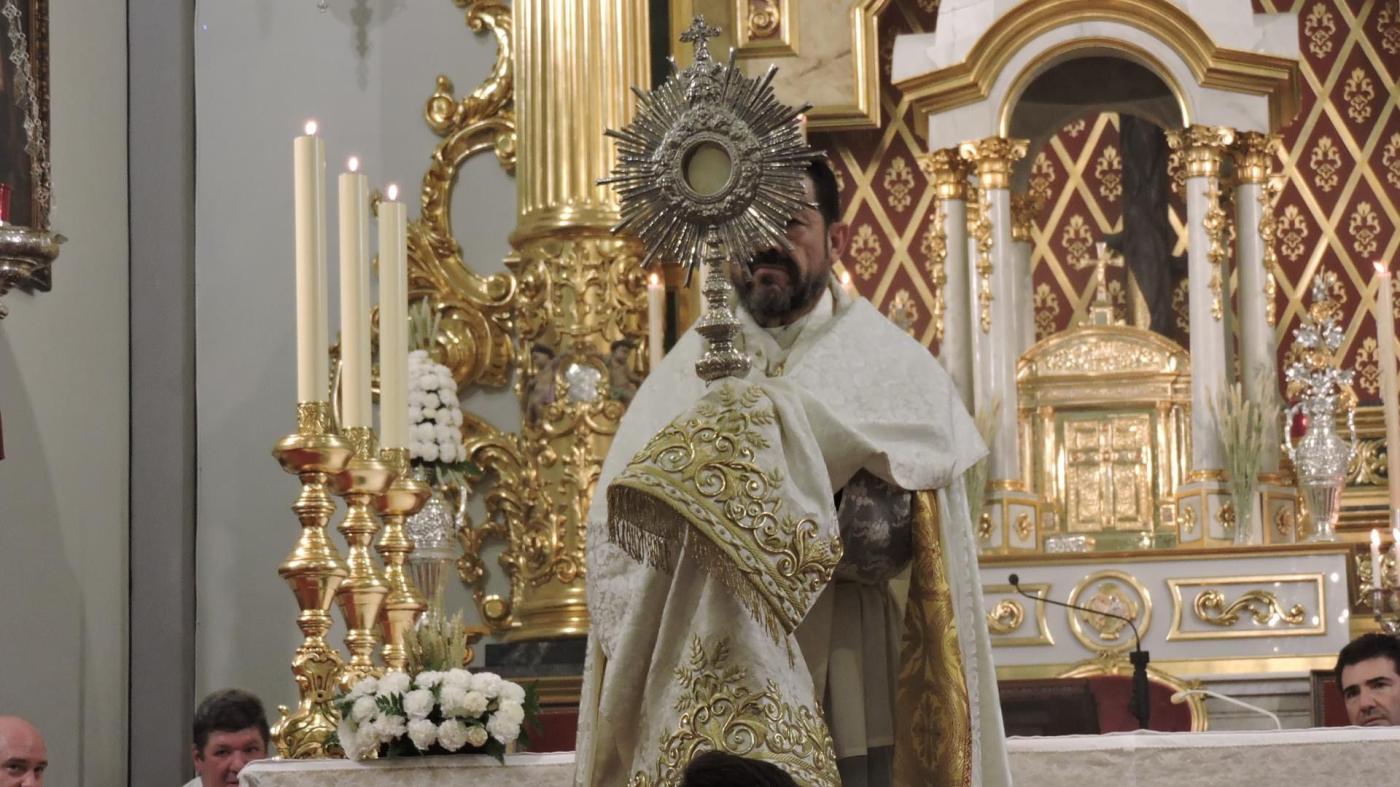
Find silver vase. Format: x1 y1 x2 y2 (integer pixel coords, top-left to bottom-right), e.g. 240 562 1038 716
404 467 457 614
1283 398 1356 543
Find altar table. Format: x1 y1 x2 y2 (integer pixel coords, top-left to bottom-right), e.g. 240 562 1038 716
240 728 1400 786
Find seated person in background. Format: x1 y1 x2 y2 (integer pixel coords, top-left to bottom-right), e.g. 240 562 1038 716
0 716 48 786
1335 632 1400 727
186 689 271 787
680 750 798 787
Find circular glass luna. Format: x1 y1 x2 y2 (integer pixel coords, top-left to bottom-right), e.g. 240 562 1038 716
681 140 734 197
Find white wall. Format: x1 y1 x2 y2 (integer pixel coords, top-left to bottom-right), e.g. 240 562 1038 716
193 0 517 711
0 0 130 785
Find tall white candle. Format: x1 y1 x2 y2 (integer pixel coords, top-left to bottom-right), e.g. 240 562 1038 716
1392 526 1400 587
1372 528 1383 589
293 120 328 403
647 271 665 371
339 157 372 428
378 184 409 448
1376 262 1400 511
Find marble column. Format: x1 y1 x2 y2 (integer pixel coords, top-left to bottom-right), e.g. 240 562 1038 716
922 149 974 407
1232 131 1294 542
1166 125 1235 544
1011 192 1037 354
960 136 1037 552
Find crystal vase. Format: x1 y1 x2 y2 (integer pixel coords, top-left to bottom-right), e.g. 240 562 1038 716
1284 399 1356 544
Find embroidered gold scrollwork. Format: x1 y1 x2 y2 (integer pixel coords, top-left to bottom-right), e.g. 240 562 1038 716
1193 589 1306 627
627 636 839 787
612 384 843 637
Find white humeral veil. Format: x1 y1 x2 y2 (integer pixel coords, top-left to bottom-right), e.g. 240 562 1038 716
574 282 1011 787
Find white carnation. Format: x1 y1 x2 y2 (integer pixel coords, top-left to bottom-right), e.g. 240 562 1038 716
434 424 456 447
450 407 464 427
441 669 472 690
371 713 407 742
437 719 469 752
498 681 526 704
420 442 440 462
351 696 377 723
407 718 438 751
377 671 411 697
408 404 423 424
486 714 520 744
439 684 469 716
419 371 440 391
469 672 503 698
439 442 458 463
403 688 435 720
409 350 430 364
464 724 489 748
349 677 379 699
421 391 442 410
408 390 427 409
337 719 364 759
459 690 489 718
495 700 524 725
414 671 444 689
413 422 436 443
420 407 440 424
438 372 457 394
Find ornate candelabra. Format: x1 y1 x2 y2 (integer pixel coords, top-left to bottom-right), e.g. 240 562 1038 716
332 426 395 688
270 401 352 758
374 447 430 671
1282 272 1357 544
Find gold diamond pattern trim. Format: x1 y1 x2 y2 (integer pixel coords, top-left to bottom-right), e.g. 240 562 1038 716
626 636 839 787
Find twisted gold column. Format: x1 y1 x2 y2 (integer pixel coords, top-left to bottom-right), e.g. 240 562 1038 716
374 447 430 671
333 427 393 686
270 401 351 758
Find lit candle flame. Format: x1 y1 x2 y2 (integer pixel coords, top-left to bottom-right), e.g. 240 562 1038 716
347 156 360 173
648 272 661 286
1374 528 1382 547
386 183 399 201
839 270 852 285
1376 260 1390 275
304 120 318 136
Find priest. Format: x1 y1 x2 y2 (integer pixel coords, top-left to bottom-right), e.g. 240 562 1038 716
573 157 1010 787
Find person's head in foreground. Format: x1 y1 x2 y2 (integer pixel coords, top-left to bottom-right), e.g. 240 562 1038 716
730 156 850 328
0 717 46 787
680 749 798 787
1336 632 1400 726
192 689 271 786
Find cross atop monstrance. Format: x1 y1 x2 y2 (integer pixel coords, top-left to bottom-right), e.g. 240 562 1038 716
679 15 721 61
1073 241 1126 325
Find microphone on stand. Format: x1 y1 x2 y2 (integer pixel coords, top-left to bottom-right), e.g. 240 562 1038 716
1171 689 1282 729
1009 573 1152 729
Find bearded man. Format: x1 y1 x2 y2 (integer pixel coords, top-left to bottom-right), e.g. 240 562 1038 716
574 158 1010 787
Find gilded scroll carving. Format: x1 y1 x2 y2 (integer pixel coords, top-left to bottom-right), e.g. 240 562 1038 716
1193 589 1306 627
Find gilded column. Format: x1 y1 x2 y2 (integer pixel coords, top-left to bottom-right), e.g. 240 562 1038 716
921 149 974 407
960 136 1037 552
504 0 651 639
1166 124 1234 541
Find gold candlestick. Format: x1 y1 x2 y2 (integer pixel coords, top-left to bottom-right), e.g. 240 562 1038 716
270 401 352 759
332 426 394 688
374 447 430 671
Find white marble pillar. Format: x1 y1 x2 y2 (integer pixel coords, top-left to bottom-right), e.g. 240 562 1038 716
1232 131 1282 472
923 149 974 406
1167 125 1235 543
961 137 1038 551
1011 192 1037 354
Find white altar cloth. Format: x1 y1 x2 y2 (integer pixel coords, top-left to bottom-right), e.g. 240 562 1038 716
1006 726 1400 786
240 728 1400 786
239 752 576 787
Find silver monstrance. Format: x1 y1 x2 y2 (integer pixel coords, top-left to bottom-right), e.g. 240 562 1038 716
599 16 817 381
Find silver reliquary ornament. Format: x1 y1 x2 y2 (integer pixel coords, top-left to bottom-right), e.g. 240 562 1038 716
599 15 817 381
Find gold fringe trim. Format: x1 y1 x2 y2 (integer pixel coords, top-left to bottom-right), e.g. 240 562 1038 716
607 483 796 657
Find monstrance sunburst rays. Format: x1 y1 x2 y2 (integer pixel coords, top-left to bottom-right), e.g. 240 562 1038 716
598 15 817 380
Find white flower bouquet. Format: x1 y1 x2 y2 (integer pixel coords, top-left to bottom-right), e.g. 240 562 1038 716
334 669 538 761
406 300 477 487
